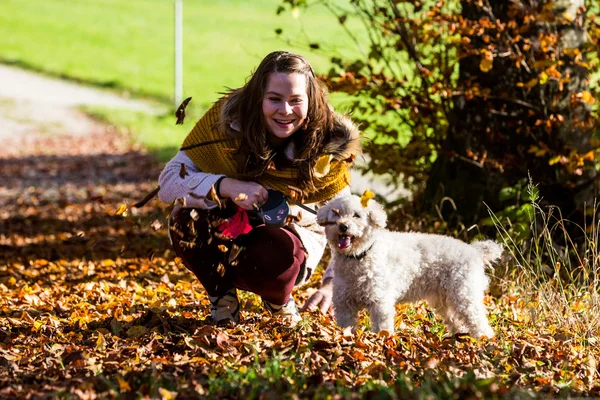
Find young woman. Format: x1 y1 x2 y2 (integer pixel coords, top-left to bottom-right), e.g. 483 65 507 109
158 51 360 325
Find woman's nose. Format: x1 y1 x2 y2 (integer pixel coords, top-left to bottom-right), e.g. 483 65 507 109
279 102 293 114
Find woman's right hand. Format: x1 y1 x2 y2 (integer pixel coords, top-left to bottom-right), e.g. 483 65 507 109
219 178 269 210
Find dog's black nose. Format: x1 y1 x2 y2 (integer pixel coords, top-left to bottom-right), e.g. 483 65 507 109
339 223 349 233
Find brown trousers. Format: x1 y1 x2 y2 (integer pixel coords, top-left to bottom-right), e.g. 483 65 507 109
169 207 306 305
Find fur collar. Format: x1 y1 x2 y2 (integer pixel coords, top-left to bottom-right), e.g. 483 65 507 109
324 113 361 162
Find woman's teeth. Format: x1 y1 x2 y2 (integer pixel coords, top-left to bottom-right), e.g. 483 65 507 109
275 119 294 124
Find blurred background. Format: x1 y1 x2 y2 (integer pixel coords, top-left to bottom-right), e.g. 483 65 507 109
0 0 404 197
0 0 357 154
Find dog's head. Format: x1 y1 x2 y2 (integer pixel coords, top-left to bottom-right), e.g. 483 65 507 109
316 195 387 255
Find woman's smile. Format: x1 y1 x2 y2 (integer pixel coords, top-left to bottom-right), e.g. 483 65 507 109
262 72 309 141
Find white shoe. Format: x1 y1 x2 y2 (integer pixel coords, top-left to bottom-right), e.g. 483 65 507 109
263 298 302 323
209 289 240 325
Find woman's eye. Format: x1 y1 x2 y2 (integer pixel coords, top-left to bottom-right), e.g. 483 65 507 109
268 97 280 102
353 213 361 218
291 98 303 104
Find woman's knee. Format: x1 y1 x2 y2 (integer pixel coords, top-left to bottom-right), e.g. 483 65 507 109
237 226 304 275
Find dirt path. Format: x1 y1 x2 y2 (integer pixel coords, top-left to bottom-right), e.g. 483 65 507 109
0 64 169 263
0 64 160 152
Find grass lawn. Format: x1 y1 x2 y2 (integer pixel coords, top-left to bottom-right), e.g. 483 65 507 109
0 0 361 107
0 0 364 156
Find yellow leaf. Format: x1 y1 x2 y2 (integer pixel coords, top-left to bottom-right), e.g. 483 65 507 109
159 388 176 400
548 155 562 165
539 71 548 85
96 331 107 352
8 277 16 286
116 204 128 216
580 91 596 105
116 375 131 392
528 145 548 157
360 190 375 208
480 56 493 73
102 259 116 267
314 154 333 178
517 78 538 88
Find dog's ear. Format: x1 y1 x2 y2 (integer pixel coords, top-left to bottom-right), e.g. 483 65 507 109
368 201 387 229
316 202 332 226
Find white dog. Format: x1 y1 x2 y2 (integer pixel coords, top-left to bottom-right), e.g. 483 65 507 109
317 194 502 338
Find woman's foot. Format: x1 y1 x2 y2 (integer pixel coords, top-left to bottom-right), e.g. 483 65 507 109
263 297 302 323
209 289 240 325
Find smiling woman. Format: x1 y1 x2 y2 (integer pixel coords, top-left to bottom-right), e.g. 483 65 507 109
156 51 362 326
262 72 309 143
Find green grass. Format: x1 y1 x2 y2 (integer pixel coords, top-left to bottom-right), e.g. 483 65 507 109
0 0 362 109
0 0 365 156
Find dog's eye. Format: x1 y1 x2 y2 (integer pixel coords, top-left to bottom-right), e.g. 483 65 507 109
353 212 361 219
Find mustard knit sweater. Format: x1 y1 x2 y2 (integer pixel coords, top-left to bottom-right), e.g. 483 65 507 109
181 99 351 204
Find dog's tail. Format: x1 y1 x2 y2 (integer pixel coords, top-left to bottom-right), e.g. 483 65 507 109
472 240 503 268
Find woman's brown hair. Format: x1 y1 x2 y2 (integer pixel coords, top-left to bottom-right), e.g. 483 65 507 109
223 51 334 189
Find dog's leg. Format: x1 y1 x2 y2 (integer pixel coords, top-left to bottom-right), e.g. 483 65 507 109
332 289 359 329
428 298 455 335
334 303 359 329
447 266 495 338
428 297 468 335
461 301 494 338
368 301 395 333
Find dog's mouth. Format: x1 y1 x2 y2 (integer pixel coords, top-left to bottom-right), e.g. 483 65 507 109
338 234 353 250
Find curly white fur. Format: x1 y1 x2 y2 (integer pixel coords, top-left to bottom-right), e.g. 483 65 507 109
317 195 502 338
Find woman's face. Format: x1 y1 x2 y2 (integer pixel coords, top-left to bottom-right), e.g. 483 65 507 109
262 72 309 142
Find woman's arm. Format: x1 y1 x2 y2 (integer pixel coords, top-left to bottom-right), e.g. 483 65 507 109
158 151 269 210
158 151 224 208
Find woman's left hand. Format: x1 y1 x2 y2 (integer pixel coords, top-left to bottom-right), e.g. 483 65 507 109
300 278 334 316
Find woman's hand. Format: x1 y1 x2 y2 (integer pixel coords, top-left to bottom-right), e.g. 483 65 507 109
301 278 334 316
219 178 269 210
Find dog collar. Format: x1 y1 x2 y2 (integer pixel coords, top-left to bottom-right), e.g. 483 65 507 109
345 243 374 260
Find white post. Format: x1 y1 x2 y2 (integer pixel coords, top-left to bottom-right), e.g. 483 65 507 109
174 0 183 108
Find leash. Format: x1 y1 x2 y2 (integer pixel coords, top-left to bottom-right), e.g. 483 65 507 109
285 197 317 215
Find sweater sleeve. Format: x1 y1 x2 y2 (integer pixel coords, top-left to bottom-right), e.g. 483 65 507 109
158 151 224 209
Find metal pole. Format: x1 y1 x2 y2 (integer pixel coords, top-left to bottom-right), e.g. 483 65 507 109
174 0 183 108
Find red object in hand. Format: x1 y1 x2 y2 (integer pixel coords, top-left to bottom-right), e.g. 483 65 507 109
219 208 253 239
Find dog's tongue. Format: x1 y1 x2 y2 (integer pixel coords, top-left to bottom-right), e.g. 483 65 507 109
338 235 351 250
